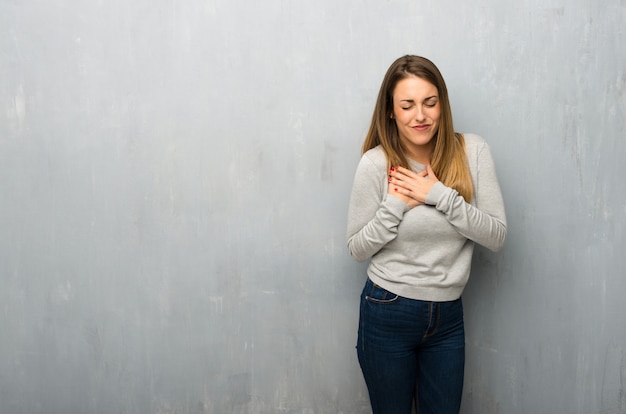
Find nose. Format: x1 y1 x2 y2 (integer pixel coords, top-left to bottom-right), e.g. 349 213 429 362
415 106 426 122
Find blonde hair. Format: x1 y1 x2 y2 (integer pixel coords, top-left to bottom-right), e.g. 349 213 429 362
362 55 473 202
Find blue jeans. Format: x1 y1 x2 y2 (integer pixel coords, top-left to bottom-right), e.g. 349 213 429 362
357 278 465 414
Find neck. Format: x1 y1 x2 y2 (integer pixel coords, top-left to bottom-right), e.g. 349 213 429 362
405 142 433 166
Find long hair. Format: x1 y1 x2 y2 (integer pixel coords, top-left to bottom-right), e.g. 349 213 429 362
362 55 473 202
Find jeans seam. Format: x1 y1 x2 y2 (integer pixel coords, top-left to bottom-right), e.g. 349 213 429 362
365 295 400 305
365 282 400 304
424 302 440 338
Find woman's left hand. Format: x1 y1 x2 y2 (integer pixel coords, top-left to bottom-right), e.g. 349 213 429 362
388 165 439 205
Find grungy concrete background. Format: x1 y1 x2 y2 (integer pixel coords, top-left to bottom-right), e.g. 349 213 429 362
1 0 625 413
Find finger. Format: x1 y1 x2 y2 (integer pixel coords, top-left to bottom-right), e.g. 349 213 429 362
388 166 400 179
388 169 406 183
395 166 418 179
426 164 437 179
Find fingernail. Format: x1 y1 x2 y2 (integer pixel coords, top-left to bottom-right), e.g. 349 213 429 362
390 166 395 172
394 188 398 191
388 177 392 182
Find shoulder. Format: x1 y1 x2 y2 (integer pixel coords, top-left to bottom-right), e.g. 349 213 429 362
351 146 388 194
461 133 487 150
360 145 388 170
461 133 491 160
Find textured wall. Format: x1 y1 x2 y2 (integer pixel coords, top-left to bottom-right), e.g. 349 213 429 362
1 0 624 413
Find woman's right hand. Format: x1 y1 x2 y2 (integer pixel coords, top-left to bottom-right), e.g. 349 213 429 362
387 167 423 209
388 165 439 209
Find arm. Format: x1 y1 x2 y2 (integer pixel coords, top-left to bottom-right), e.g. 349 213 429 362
425 141 507 252
346 154 409 262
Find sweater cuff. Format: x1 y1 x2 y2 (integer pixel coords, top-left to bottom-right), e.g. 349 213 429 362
384 193 411 215
425 182 448 206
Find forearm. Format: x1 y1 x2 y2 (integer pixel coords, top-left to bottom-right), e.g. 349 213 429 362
426 183 507 251
347 196 407 261
425 139 507 252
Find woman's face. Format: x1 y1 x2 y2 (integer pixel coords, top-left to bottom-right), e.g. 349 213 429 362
391 75 441 163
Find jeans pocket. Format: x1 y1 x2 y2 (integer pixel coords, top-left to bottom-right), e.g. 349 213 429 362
364 280 400 304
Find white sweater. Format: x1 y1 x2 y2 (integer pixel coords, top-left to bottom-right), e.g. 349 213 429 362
346 134 507 301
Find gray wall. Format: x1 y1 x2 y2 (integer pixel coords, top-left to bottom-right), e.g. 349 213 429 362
1 0 624 413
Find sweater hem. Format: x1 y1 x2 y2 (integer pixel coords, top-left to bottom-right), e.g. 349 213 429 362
367 273 464 302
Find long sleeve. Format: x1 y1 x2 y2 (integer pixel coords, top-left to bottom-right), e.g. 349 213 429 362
345 136 506 302
346 151 409 262
425 138 507 252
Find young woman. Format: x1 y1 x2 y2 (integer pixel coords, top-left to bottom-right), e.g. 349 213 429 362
347 55 507 414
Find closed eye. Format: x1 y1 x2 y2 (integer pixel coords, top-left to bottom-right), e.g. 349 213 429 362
424 97 439 107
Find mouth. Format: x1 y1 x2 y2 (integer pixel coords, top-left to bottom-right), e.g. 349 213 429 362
412 125 430 132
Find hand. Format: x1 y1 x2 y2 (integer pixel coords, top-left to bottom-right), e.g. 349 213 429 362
388 164 439 208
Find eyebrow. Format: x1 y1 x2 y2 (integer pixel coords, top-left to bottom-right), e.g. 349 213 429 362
399 96 439 103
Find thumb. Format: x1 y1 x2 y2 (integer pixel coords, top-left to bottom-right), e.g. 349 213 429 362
426 164 437 179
